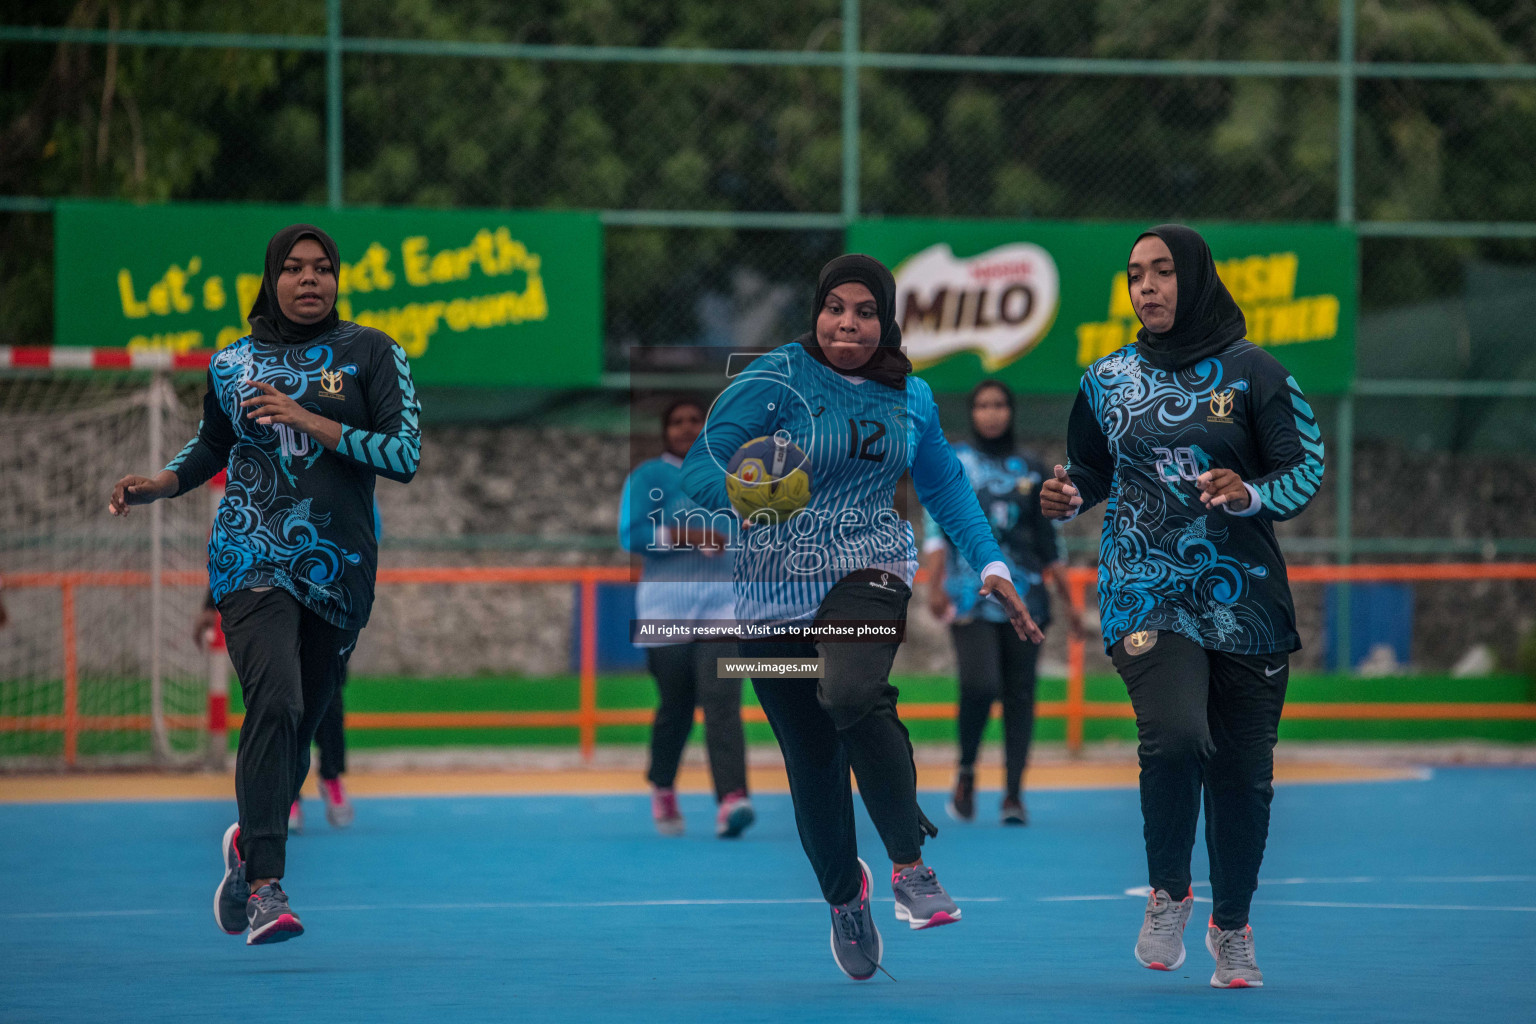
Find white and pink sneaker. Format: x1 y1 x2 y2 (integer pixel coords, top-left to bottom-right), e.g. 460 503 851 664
891 864 962 929
716 790 756 839
319 776 354 828
652 786 684 836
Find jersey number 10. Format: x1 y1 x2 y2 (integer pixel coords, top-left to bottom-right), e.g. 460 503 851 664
275 423 311 458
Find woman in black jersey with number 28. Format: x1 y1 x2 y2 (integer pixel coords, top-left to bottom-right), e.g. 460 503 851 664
1042 225 1324 989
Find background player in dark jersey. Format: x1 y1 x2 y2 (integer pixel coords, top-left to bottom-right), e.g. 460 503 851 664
683 255 1043 982
1042 224 1323 989
923 380 1083 826
111 224 419 945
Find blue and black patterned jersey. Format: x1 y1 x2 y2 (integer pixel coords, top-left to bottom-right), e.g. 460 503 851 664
164 322 420 631
1066 340 1323 656
923 444 1063 627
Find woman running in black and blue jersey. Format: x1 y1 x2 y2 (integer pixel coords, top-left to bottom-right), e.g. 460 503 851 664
1042 225 1324 989
923 380 1083 827
111 224 419 947
681 255 1043 982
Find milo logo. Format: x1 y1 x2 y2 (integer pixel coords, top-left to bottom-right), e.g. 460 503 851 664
895 242 1061 371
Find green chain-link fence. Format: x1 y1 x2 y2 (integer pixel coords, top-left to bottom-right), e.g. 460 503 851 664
5 0 1536 666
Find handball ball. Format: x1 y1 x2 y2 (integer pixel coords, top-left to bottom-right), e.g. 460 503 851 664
726 432 812 523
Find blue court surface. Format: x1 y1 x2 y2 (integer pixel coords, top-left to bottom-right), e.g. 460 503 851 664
5 768 1535 1024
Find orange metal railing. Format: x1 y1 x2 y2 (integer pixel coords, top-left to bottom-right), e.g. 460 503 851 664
6 563 1536 764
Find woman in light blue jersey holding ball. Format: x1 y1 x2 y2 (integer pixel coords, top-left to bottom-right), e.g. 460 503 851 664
682 254 1043 981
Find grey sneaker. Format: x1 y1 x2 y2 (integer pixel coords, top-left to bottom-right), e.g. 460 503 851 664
891 864 962 929
1206 920 1264 988
213 822 249 935
946 771 976 822
999 796 1028 826
829 858 883 981
246 882 304 946
1134 888 1194 970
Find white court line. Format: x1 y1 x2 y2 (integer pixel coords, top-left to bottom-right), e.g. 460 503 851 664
4 908 167 920
310 897 1012 913
1253 899 1536 913
1118 883 1536 912
1185 876 1536 888
0 896 1010 921
12 880 1536 922
1398 875 1536 884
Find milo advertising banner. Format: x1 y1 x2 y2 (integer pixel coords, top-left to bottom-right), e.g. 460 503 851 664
847 219 1356 393
54 201 604 387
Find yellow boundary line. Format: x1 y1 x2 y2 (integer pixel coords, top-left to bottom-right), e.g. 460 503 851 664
0 762 1422 805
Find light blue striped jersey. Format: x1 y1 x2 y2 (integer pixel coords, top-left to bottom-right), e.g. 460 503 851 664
680 342 1008 624
618 453 737 644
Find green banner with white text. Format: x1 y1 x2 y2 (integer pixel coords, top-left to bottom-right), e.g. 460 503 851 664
54 201 603 387
847 219 1356 393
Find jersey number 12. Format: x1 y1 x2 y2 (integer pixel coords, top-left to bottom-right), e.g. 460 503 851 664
847 419 886 462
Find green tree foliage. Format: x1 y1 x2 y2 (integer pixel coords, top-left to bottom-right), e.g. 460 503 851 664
4 0 1536 346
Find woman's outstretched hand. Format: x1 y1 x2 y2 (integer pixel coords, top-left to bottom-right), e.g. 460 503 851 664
1040 464 1082 521
979 574 1046 644
1196 468 1250 511
109 471 177 516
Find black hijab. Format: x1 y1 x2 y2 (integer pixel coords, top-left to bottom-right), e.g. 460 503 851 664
247 223 342 345
660 397 705 458
797 253 912 390
1131 224 1247 373
968 379 1015 460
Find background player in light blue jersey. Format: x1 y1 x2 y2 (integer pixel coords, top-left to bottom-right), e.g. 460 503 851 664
923 380 1083 828
682 254 1043 982
619 399 753 839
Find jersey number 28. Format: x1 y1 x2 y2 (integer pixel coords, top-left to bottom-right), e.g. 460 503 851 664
1152 446 1201 483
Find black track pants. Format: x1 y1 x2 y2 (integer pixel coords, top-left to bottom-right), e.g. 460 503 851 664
314 673 347 781
951 618 1041 798
645 641 749 801
219 587 358 880
1112 629 1288 930
746 571 931 906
